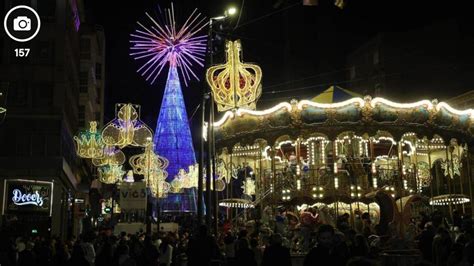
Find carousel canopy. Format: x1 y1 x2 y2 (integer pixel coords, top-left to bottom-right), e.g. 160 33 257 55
312 86 362 103
214 95 474 148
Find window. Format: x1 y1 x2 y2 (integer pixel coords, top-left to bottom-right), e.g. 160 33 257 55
32 135 46 156
373 49 379 65
16 134 31 156
33 83 54 107
80 38 91 59
0 39 3 64
9 82 28 107
350 66 356 79
37 41 54 64
38 0 56 22
78 105 85 127
95 63 102 80
79 71 88 93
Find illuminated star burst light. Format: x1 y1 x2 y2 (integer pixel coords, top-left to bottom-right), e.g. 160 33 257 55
130 3 208 86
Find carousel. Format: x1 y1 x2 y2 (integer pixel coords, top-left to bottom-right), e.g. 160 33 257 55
212 93 474 235
205 39 474 240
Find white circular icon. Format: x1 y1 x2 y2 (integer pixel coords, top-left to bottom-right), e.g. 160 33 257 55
3 5 41 42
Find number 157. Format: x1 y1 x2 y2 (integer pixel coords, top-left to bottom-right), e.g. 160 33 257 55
14 48 30 57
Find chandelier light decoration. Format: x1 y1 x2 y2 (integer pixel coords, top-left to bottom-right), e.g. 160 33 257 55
129 144 170 198
98 165 125 184
102 103 153 148
74 121 105 159
206 39 263 112
92 146 126 166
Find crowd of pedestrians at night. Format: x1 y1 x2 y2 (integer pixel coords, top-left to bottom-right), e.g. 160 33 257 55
1 209 474 266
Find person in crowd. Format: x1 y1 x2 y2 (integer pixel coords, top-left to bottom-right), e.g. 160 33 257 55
261 234 291 266
304 224 335 265
250 238 263 266
115 244 136 266
53 240 70 266
81 232 96 266
158 235 173 266
17 241 36 266
416 221 435 263
68 244 89 266
143 235 160 266
223 231 236 266
235 238 257 266
432 227 452 266
351 234 369 257
187 225 219 266
95 239 114 266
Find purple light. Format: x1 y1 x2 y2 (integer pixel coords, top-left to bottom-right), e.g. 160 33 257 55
130 3 208 86
69 0 80 31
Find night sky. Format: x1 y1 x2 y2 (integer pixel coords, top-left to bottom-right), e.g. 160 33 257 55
85 0 473 144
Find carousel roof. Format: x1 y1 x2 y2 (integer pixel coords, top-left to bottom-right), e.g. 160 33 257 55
213 95 474 148
312 86 362 103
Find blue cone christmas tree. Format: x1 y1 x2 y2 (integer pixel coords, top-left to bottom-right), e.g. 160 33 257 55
153 66 197 212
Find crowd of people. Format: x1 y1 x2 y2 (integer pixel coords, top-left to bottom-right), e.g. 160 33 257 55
1 209 474 266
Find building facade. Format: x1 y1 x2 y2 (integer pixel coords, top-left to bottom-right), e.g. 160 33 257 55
0 0 104 239
345 20 474 101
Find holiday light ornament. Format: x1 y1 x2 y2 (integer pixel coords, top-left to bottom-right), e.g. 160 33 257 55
102 103 153 148
130 3 208 86
74 121 105 159
206 40 263 112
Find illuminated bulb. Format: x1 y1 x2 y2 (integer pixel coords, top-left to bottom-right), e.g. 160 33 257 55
297 180 301 190
351 185 355 190
312 187 316 191
334 177 339 189
351 193 355 198
372 178 377 188
358 193 362 198
403 180 408 190
313 194 317 198
334 162 338 173
371 163 376 174
357 186 361 190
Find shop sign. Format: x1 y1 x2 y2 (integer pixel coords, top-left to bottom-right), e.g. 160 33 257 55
119 182 147 211
3 179 53 216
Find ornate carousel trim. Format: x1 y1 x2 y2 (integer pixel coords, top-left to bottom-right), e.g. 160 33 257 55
214 96 474 128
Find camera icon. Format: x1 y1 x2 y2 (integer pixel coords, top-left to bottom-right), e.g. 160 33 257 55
13 16 31 31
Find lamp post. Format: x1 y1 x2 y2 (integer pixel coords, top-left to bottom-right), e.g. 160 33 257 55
198 7 237 233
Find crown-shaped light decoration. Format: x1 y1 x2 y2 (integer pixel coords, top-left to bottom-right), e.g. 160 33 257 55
98 165 125 184
242 177 256 196
129 144 169 177
92 146 126 166
206 40 262 112
74 121 105 159
102 104 153 147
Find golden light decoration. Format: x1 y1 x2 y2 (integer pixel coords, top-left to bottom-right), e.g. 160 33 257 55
73 121 105 159
102 103 153 147
430 194 470 206
219 198 254 209
98 165 125 184
206 39 262 112
92 146 126 166
242 177 256 196
129 144 169 178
